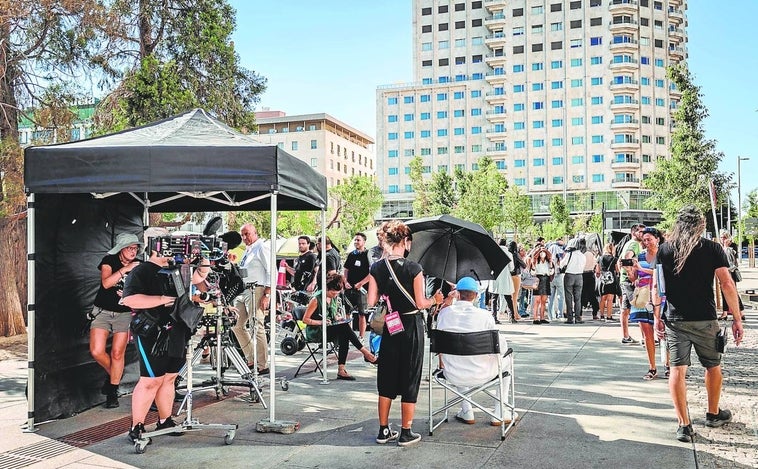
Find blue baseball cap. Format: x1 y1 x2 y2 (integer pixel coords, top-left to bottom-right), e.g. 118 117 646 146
455 276 478 292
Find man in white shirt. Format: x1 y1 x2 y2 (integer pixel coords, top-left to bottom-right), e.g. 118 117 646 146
437 277 513 426
234 223 271 373
560 240 587 323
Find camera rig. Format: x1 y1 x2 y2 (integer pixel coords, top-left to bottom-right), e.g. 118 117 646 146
147 234 245 305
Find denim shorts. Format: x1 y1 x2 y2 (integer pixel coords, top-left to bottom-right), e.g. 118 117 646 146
91 306 132 333
665 319 721 368
620 281 634 310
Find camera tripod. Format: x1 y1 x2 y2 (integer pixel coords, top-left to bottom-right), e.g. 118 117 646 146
175 299 268 410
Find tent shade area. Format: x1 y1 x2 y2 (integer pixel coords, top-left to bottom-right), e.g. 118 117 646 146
23 109 327 426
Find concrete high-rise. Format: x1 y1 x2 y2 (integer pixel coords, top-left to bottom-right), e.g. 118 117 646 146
376 0 686 227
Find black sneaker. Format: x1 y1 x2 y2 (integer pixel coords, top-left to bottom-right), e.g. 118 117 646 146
705 409 732 428
376 425 399 444
622 336 638 344
128 423 151 444
398 428 421 447
676 424 695 442
156 416 184 436
105 391 119 409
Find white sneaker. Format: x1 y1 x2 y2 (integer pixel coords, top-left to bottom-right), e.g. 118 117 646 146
491 411 518 426
455 409 475 425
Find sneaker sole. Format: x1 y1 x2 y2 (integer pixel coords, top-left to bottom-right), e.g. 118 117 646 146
705 418 732 428
376 433 399 444
397 437 421 447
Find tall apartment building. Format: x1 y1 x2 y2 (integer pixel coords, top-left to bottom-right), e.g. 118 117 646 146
253 112 376 189
377 0 686 227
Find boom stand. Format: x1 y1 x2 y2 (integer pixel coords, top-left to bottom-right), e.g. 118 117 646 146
132 310 238 454
175 301 267 412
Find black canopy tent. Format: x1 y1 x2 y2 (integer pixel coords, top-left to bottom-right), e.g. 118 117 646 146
23 109 328 429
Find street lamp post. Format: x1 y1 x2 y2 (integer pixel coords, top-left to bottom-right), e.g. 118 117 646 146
737 156 750 258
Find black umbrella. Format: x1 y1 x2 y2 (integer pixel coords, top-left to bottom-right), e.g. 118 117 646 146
405 215 508 283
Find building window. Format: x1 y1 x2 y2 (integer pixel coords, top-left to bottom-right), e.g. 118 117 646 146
421 130 431 137
570 20 582 29
553 157 564 165
551 80 563 89
471 90 482 98
514 159 526 167
311 139 317 149
591 77 603 86
592 154 604 163
553 176 564 184
404 131 414 139
533 120 544 129
514 142 526 150
570 38 582 48
514 122 525 130
437 93 448 101
437 111 448 119
420 112 430 120
514 103 525 111
532 62 544 71
570 58 582 67
591 135 603 143
471 126 482 134
454 109 464 117
532 43 543 52
552 119 563 127
590 56 602 65
534 177 546 185
439 23 448 31
388 132 398 140
437 129 448 137
552 138 563 146
571 79 583 88
291 141 298 151
551 100 563 108
591 115 603 124
572 136 584 145
404 113 414 122
572 155 585 164
454 127 465 136
388 97 398 105
592 174 605 183
515 178 526 186
551 3 562 12
437 146 449 154
513 26 524 36
422 25 432 33
388 115 398 123
533 83 544 91
388 168 398 176
551 41 563 50
551 22 563 31
513 64 524 72
591 96 603 105
572 117 584 126
404 149 414 157
471 108 482 116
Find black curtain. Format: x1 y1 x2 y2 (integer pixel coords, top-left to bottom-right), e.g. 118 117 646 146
34 194 143 420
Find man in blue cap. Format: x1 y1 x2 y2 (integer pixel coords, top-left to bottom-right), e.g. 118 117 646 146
436 277 514 426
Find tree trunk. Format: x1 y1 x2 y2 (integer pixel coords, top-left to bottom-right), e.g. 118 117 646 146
0 219 26 336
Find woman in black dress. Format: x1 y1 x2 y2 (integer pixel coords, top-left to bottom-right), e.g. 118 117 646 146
367 220 443 447
598 242 619 321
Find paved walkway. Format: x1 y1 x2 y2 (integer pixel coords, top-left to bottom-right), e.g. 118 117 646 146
1 268 756 469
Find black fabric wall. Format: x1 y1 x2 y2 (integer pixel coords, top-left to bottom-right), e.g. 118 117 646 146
34 194 143 421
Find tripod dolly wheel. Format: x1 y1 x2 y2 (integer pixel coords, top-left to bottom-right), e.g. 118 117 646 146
281 379 289 391
224 430 236 445
280 337 299 355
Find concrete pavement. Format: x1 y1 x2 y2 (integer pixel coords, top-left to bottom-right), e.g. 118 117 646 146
1 268 756 469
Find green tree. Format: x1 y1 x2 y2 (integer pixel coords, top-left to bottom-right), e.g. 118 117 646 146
95 0 266 132
329 175 383 237
644 64 731 228
428 170 456 215
454 157 508 232
408 155 432 218
548 195 570 237
745 188 758 218
500 185 533 237
540 220 565 241
1 0 115 336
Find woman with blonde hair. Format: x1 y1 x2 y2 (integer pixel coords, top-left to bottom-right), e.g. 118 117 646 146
367 220 443 447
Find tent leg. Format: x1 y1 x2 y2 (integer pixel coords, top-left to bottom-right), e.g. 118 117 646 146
320 209 329 385
25 193 37 433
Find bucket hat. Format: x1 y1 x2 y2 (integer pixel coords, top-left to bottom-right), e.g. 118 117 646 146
107 233 143 255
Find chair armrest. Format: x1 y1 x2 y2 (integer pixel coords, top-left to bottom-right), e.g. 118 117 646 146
502 347 513 359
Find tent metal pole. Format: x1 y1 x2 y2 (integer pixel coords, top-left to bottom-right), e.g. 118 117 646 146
269 191 278 421
320 209 329 384
25 193 37 432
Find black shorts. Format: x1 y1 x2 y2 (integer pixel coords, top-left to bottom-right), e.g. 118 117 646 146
344 288 367 315
135 335 185 378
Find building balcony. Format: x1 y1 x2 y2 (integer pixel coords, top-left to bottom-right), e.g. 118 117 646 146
486 146 508 157
611 158 641 170
485 53 506 66
609 0 638 15
484 14 506 28
486 127 507 140
669 8 685 23
484 0 508 11
485 71 507 84
612 178 641 189
485 110 508 122
485 91 507 103
610 140 640 150
669 27 685 41
610 119 640 131
610 80 639 92
610 101 639 111
609 60 638 71
609 20 639 33
484 34 507 48
669 46 685 60
610 40 638 52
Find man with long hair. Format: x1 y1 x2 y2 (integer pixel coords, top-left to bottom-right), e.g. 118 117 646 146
653 206 743 442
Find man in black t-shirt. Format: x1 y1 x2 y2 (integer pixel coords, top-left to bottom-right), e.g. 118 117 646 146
285 235 317 292
308 236 341 292
344 232 371 338
653 206 743 443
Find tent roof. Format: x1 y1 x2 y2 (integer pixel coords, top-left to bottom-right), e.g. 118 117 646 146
24 109 327 212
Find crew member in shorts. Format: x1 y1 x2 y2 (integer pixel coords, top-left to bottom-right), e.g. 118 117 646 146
90 233 142 408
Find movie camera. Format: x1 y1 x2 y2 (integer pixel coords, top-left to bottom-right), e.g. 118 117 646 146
147 233 245 305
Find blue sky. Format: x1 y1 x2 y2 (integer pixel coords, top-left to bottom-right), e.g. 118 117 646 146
231 1 757 198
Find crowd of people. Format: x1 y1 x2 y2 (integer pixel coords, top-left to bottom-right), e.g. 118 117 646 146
90 205 744 446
